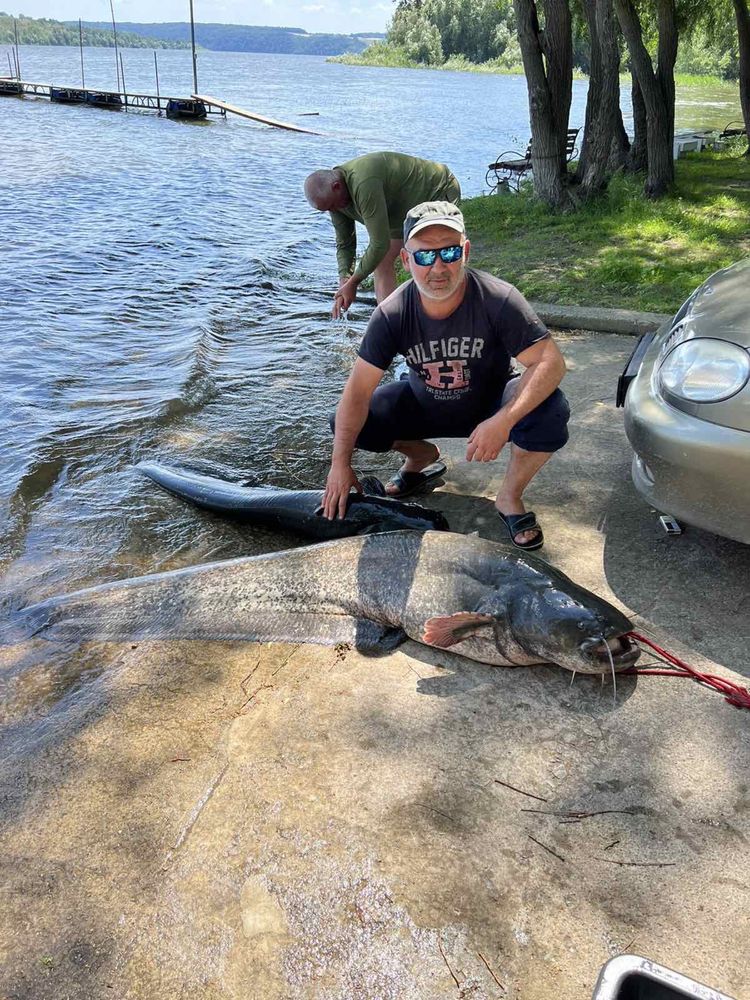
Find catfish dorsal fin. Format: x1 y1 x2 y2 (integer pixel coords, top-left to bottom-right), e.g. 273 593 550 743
422 612 494 648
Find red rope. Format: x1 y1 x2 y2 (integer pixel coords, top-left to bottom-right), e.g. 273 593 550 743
623 631 750 711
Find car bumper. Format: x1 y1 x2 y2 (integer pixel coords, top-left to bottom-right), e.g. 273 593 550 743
624 368 750 544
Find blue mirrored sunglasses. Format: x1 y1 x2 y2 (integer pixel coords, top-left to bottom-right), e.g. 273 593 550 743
407 245 464 267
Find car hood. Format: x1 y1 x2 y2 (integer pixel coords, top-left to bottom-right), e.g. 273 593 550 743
644 258 750 432
678 258 750 347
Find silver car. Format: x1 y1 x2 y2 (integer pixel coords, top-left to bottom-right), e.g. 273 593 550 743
618 258 750 544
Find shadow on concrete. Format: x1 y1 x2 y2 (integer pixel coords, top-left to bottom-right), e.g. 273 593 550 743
416 490 531 544
400 638 638 715
602 467 750 677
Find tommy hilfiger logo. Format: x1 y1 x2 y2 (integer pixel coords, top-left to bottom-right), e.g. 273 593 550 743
405 337 485 367
421 360 470 389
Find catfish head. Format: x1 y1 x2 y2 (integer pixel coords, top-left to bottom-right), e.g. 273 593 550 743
500 579 640 674
422 570 639 675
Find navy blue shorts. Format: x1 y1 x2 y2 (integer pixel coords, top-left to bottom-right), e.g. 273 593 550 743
330 376 570 454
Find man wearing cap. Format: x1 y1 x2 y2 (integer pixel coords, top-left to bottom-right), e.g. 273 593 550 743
321 201 569 550
304 151 461 318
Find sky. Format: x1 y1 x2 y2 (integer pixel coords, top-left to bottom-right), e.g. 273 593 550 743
19 0 392 34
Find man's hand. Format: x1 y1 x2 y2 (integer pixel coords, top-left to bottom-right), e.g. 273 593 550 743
322 462 362 520
466 414 512 463
332 277 359 319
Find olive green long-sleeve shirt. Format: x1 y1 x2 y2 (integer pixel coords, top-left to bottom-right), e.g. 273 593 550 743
331 151 460 282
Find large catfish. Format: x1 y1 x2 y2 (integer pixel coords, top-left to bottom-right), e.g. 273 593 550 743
137 462 449 538
2 531 639 675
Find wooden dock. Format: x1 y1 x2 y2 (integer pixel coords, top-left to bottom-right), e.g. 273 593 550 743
0 77 320 133
192 94 319 134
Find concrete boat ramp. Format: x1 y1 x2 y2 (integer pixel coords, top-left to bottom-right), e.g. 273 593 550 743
1 331 748 999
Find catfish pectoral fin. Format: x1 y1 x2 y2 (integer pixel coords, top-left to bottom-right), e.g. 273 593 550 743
355 622 408 656
422 612 494 648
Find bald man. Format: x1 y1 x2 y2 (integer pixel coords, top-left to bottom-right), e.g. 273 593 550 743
304 151 460 318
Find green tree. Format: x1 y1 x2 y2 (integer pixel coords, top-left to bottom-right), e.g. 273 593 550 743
576 0 630 196
513 0 574 206
732 0 750 149
0 13 189 48
390 5 444 62
388 0 520 65
614 0 679 197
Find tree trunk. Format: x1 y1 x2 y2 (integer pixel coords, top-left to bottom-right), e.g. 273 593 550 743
576 0 601 182
609 107 631 173
615 0 678 197
577 0 624 196
542 0 573 175
513 0 567 205
628 74 648 172
733 0 750 153
655 0 677 180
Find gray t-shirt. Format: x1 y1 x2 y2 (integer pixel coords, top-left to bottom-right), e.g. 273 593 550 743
358 268 549 418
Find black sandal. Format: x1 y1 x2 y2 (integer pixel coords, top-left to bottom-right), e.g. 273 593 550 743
386 461 447 498
497 510 544 550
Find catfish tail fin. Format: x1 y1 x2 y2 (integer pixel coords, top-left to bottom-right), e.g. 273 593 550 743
0 601 55 646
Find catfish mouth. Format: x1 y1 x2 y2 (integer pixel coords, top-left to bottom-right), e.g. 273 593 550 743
579 634 640 673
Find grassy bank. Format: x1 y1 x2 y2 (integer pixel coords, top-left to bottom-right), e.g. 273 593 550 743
673 71 730 88
329 45 525 75
330 50 734 87
461 145 749 313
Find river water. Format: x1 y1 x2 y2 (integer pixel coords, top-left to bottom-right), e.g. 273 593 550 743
0 45 741 725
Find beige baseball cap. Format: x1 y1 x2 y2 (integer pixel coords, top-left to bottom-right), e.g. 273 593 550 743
403 201 465 242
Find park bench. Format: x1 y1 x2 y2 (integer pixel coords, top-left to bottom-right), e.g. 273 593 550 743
719 119 746 139
486 127 580 192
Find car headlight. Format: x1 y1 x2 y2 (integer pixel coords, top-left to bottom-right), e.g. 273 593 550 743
658 338 750 402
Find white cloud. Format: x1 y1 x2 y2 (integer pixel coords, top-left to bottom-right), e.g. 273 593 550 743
302 4 325 9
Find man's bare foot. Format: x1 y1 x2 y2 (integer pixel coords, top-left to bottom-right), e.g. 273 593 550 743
385 442 441 496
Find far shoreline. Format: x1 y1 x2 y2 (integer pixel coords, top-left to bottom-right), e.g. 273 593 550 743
327 53 735 89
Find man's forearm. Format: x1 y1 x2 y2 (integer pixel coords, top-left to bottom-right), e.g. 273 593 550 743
353 236 390 283
337 256 356 281
331 212 356 279
331 391 370 465
336 249 356 280
339 274 361 293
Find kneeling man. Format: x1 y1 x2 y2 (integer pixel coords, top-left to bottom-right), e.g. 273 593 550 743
322 201 569 550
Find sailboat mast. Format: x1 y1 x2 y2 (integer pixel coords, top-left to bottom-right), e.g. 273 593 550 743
189 0 198 93
13 17 21 80
109 0 121 93
79 18 85 87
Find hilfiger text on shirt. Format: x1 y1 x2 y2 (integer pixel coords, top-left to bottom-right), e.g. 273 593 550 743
404 337 485 366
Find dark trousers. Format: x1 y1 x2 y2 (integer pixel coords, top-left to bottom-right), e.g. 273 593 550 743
331 376 570 454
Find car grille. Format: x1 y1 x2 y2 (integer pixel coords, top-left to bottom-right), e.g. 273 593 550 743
658 323 688 361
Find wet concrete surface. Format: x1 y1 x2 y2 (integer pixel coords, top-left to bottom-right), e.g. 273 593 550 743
1 331 749 999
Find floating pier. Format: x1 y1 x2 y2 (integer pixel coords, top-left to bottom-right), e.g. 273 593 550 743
0 78 218 118
192 93 319 134
0 77 319 131
1 2 320 133
0 78 23 95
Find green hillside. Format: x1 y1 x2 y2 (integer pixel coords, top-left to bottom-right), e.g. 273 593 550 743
0 12 189 48
77 20 384 55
